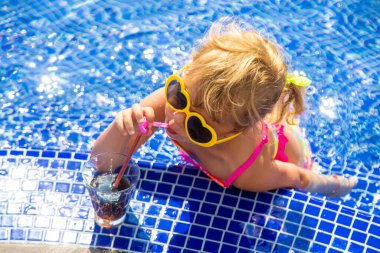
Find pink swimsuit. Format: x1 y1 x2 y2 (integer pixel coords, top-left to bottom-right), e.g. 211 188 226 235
176 123 313 188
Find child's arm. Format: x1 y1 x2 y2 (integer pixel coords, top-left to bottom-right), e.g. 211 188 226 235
91 87 166 156
233 158 357 198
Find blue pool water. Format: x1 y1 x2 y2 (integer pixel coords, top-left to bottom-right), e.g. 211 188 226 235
0 0 379 252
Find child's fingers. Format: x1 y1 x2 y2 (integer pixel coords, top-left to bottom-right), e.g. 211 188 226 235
131 103 145 125
114 111 128 136
142 107 155 130
122 109 135 135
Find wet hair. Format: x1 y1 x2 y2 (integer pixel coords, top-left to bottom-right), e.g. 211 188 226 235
186 18 306 130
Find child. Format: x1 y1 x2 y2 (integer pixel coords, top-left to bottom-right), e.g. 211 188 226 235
91 19 357 198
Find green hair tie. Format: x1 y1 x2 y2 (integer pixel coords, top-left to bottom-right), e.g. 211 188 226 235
285 73 312 87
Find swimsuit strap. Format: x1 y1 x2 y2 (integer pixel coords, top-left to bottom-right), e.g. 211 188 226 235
224 123 269 187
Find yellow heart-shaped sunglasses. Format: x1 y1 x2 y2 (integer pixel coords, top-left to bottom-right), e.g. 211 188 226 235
164 66 242 147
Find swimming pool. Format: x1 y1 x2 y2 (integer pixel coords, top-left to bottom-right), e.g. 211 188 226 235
0 0 379 252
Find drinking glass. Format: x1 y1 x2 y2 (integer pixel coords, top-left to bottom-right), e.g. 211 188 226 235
83 152 140 228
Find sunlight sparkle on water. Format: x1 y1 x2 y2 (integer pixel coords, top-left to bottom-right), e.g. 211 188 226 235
319 97 338 119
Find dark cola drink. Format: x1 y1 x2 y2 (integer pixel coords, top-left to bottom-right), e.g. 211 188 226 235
87 173 131 227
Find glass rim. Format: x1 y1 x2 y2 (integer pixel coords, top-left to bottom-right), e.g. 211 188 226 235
83 152 140 193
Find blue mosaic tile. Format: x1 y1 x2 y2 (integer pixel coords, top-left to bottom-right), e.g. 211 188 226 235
180 211 195 223
228 220 244 234
203 241 220 253
113 237 130 250
147 171 161 181
222 195 238 206
310 242 327 253
337 214 353 226
38 181 54 191
335 225 351 238
294 237 310 251
193 178 209 189
188 225 206 239
142 217 156 228
28 229 43 241
184 200 200 212
136 191 152 203
136 228 151 240
0 229 8 240
130 240 147 252
255 239 274 252
169 197 183 208
201 203 217 215
254 203 270 214
239 235 257 248
73 153 88 160
367 247 380 253
351 230 367 243
256 192 273 203
177 175 194 186
204 192 220 203
212 217 228 230
137 160 152 168
223 231 239 244
207 228 223 241
157 219 172 231
183 249 199 253
277 233 294 246
42 151 56 158
26 150 40 157
316 232 332 245
71 183 86 194
152 194 168 205
284 222 300 235
167 246 182 253
234 210 250 222
289 200 305 211
305 204 321 216
10 150 24 156
265 219 282 231
287 210 303 224
273 245 291 253
148 244 164 253
154 232 169 244
164 208 178 219
300 227 315 240
348 242 364 252
58 152 72 159
353 219 369 232
152 162 168 170
319 220 335 233
174 222 190 234
238 199 254 211
325 202 340 211
173 185 189 198
162 173 177 183
170 235 186 247
0 150 7 156
189 188 205 200
332 237 348 250
66 161 81 171
220 244 236 252
10 229 25 240
217 206 233 218
55 182 70 193
120 226 136 237
303 215 318 228
186 237 203 250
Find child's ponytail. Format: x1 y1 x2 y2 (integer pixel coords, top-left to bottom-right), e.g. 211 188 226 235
270 75 311 125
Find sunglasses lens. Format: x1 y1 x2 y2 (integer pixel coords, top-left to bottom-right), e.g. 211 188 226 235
187 116 212 144
167 80 187 110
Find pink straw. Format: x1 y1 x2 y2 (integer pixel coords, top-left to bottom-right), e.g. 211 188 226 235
113 118 168 189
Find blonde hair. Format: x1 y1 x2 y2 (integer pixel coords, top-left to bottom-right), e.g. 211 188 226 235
186 19 306 130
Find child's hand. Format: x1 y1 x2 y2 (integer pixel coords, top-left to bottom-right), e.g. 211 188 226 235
114 103 155 136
